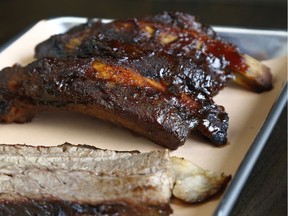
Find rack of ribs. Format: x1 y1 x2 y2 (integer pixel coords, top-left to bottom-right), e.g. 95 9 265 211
0 12 272 149
36 11 272 93
0 55 228 149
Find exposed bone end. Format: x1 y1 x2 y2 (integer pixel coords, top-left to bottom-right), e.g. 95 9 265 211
234 54 273 93
171 156 231 203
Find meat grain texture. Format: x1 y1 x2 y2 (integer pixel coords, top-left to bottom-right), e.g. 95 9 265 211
0 143 231 216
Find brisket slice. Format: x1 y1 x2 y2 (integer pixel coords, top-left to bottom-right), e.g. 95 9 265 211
0 143 174 216
0 143 232 215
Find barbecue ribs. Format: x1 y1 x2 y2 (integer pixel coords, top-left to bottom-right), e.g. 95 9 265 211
36 11 272 93
0 12 272 149
0 56 228 149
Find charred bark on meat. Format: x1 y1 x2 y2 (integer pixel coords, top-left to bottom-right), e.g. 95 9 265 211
1 11 272 148
35 11 272 93
0 56 228 149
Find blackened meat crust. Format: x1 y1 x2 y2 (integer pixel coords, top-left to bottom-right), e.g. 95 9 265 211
35 11 272 93
0 199 172 216
0 56 228 149
0 12 238 148
36 12 235 96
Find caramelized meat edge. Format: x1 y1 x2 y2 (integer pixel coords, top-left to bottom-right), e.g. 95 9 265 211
0 56 228 149
35 11 272 92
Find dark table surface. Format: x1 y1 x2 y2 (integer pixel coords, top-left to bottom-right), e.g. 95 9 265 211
0 0 287 215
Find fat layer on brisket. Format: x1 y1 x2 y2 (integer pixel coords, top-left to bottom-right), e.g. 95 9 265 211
0 143 174 216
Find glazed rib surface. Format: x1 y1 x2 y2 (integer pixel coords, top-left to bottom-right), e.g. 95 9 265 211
0 56 228 149
36 11 272 93
0 11 273 148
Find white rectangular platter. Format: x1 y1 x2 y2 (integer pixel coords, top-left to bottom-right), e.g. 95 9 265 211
0 17 287 216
